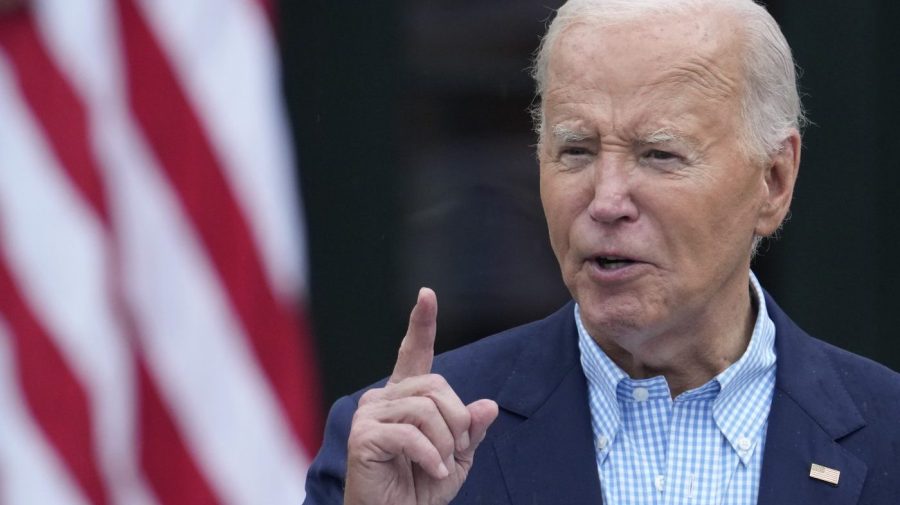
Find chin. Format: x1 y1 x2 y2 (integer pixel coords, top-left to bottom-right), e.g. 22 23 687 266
576 291 656 339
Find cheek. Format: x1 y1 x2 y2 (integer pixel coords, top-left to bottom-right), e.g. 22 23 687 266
674 173 764 266
541 188 584 278
710 172 767 236
540 175 585 251
540 186 568 259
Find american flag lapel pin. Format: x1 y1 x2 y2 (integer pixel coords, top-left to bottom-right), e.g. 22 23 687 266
809 463 841 486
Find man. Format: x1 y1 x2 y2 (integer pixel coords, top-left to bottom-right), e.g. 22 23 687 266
304 0 900 503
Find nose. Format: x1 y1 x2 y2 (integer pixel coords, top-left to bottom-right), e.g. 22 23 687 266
587 155 639 224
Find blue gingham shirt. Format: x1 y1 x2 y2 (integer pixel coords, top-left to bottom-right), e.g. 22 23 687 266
576 272 776 505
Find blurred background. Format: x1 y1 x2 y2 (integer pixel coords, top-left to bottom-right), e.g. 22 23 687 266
285 0 900 407
0 1 897 504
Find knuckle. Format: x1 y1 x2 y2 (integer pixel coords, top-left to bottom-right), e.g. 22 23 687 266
396 423 418 438
403 426 444 462
347 419 378 452
410 395 439 413
452 407 473 430
350 405 370 425
422 373 449 391
358 388 384 405
433 431 455 459
394 424 427 449
351 397 388 424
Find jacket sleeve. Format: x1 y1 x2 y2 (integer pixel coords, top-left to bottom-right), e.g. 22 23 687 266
303 395 358 505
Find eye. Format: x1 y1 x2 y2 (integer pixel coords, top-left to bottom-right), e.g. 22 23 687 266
555 146 594 170
639 148 687 171
561 146 591 157
644 149 678 161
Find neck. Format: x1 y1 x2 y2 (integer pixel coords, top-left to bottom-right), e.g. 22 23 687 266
595 283 758 397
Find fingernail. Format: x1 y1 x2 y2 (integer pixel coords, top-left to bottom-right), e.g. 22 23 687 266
457 431 471 452
437 461 449 478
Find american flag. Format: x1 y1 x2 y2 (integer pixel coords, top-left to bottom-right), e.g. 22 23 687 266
0 0 322 503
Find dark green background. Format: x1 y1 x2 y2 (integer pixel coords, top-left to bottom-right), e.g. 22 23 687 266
281 1 900 408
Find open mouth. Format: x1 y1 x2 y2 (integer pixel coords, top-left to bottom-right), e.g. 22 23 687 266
594 256 636 270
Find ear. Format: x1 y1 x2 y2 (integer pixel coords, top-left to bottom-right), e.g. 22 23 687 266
755 129 801 237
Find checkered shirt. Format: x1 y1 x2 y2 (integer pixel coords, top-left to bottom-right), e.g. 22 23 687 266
576 272 776 505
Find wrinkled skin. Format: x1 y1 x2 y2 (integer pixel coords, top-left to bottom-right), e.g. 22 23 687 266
539 11 799 394
342 7 801 505
344 289 498 505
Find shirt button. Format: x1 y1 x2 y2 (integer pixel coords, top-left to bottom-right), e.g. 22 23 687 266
633 387 650 402
738 437 752 452
596 435 609 450
655 475 665 492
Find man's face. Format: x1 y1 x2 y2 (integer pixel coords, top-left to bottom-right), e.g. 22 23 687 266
539 14 793 353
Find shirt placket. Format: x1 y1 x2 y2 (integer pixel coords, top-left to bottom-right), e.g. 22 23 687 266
620 379 671 505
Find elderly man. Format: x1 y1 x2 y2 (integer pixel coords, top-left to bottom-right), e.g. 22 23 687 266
304 0 900 503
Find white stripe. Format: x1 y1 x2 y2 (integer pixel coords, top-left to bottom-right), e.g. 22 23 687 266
104 122 309 504
54 13 312 498
4 1 312 502
0 317 92 505
31 0 116 101
0 48 154 505
136 0 307 299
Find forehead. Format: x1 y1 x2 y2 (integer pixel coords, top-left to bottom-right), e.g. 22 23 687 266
542 12 745 134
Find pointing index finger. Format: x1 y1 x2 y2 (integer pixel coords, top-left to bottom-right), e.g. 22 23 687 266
390 287 437 383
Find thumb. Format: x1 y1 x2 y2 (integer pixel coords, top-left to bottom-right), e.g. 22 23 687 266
457 399 499 464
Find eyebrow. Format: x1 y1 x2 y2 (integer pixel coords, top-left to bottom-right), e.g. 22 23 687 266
549 125 702 152
551 124 595 143
636 128 700 151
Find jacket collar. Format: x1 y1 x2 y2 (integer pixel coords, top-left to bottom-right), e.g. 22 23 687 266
757 292 867 505
492 301 605 504
487 294 870 505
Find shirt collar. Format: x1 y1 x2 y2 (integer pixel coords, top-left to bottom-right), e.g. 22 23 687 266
576 271 777 466
713 271 777 465
576 307 625 464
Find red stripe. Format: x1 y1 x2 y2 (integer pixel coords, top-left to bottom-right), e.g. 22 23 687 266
0 251 109 505
0 9 225 504
137 359 220 505
0 10 109 222
0 12 110 505
115 0 322 452
114 258 221 505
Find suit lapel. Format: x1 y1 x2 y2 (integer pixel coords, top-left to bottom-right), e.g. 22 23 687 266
758 294 867 505
491 304 604 505
484 294 871 505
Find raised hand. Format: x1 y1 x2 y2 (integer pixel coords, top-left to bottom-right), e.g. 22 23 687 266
343 288 499 505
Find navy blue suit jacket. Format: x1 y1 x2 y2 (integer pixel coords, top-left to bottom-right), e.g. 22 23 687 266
305 294 900 504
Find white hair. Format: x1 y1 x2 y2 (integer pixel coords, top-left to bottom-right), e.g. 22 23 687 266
531 0 806 162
